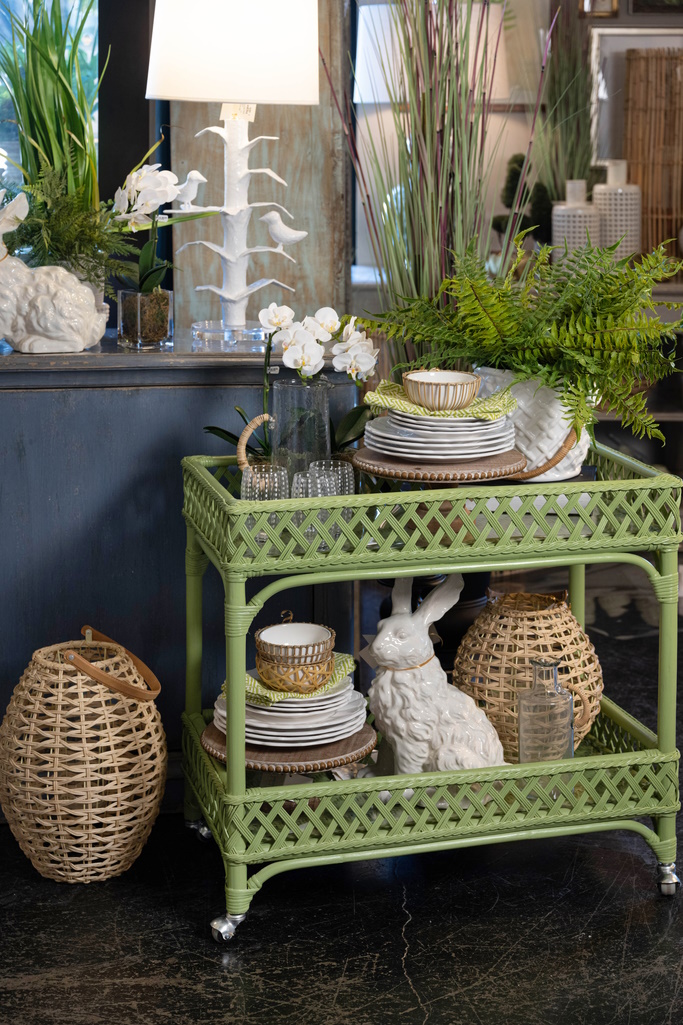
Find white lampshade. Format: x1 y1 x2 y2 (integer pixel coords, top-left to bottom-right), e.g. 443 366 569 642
353 3 509 105
146 0 319 105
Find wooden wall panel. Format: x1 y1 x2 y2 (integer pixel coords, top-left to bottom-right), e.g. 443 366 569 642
170 0 350 332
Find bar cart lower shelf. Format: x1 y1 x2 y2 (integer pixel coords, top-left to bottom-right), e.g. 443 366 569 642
181 445 682 941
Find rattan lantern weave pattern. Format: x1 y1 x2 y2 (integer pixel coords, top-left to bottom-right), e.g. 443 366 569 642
452 593 603 763
0 627 167 883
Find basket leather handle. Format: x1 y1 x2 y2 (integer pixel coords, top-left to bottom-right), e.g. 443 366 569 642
508 429 578 481
236 413 272 471
62 626 161 703
568 682 592 732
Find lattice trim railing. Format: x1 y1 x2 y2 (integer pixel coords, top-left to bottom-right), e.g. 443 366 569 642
182 707 679 867
182 448 682 573
218 755 678 864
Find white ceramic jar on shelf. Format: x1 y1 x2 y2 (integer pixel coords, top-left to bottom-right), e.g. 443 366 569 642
593 160 641 260
551 180 601 260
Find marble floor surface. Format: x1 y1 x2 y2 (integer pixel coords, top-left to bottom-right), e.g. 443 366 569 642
1 564 682 1025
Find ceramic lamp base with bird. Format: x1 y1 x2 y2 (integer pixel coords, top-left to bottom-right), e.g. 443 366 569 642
175 104 308 349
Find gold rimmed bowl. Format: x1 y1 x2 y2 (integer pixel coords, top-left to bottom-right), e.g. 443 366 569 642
402 369 481 411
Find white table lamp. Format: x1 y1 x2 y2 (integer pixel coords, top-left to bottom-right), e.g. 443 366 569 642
146 0 319 342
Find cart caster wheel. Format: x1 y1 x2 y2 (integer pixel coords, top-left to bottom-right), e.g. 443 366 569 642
657 862 680 897
185 819 214 843
210 913 247 942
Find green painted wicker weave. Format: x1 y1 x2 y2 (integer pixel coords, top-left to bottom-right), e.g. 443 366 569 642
182 444 681 925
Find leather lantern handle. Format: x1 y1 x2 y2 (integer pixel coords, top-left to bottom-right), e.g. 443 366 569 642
62 625 161 703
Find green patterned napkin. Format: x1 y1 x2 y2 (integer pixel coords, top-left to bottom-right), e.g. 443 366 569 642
221 652 356 706
364 380 516 421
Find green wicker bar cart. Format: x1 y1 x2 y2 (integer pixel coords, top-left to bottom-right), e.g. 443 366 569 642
181 444 682 941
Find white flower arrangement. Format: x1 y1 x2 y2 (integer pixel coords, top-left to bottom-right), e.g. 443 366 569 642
259 304 379 383
114 163 205 230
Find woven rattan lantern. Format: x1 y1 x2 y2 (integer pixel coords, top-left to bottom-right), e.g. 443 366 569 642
453 593 603 763
0 627 167 883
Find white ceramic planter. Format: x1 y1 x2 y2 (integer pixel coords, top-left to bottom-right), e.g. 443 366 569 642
477 367 591 482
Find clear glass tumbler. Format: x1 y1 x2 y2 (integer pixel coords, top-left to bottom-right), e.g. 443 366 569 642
291 471 318 546
240 464 289 546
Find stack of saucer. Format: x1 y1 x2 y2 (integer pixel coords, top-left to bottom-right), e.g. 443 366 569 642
214 675 367 748
364 411 516 463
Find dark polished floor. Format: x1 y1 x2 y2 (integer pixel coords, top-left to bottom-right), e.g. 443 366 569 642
1 564 682 1025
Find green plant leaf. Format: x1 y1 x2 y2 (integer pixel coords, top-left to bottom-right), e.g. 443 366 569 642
333 406 373 448
203 426 258 453
138 238 158 281
138 265 168 293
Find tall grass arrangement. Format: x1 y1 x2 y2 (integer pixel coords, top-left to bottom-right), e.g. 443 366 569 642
323 0 556 315
0 0 102 209
532 2 593 203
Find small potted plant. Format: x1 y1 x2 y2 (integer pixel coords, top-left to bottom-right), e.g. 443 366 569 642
113 161 206 349
3 167 137 307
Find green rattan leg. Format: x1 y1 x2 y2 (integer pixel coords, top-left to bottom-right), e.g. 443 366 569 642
186 525 209 718
654 548 679 871
225 863 253 916
185 526 209 825
568 563 586 629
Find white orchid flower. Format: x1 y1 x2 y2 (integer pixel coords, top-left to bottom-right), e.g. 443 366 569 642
271 327 295 351
332 329 368 355
302 315 331 343
113 187 128 216
332 341 378 381
283 329 325 376
259 303 295 331
315 307 341 334
342 316 358 341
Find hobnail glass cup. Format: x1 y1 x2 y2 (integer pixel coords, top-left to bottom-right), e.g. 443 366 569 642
310 459 355 535
309 459 355 496
240 464 289 545
291 471 318 545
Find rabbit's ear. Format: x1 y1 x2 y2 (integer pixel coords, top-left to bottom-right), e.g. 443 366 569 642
414 573 464 626
391 576 413 615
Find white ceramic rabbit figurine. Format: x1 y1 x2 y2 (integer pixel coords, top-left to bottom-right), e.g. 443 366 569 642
368 575 505 774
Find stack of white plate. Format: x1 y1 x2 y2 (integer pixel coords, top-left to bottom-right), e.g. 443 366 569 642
364 411 516 462
213 677 367 747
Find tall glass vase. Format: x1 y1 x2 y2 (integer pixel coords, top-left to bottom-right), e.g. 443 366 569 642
270 377 331 483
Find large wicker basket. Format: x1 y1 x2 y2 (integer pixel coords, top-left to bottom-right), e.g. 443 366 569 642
452 593 603 763
0 627 167 883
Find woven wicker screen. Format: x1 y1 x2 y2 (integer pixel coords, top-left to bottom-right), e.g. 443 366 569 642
452 593 604 764
0 640 167 883
624 48 683 264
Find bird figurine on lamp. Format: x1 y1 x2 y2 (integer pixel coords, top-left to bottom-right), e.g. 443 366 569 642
145 0 319 344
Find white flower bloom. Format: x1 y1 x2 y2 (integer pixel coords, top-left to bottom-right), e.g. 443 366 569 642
259 303 295 330
332 341 378 381
302 315 331 343
271 327 295 351
113 187 128 216
283 331 325 376
315 306 340 334
300 357 325 377
332 330 367 355
342 316 358 342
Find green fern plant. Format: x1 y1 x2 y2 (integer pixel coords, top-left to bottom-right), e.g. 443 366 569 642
3 167 138 297
365 235 682 441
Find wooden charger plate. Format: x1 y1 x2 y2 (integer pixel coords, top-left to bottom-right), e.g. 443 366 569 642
201 720 377 773
352 446 527 482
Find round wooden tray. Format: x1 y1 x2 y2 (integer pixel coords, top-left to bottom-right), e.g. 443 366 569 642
201 721 377 773
352 446 527 482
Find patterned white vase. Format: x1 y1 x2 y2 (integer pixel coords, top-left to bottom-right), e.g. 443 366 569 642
477 368 590 482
